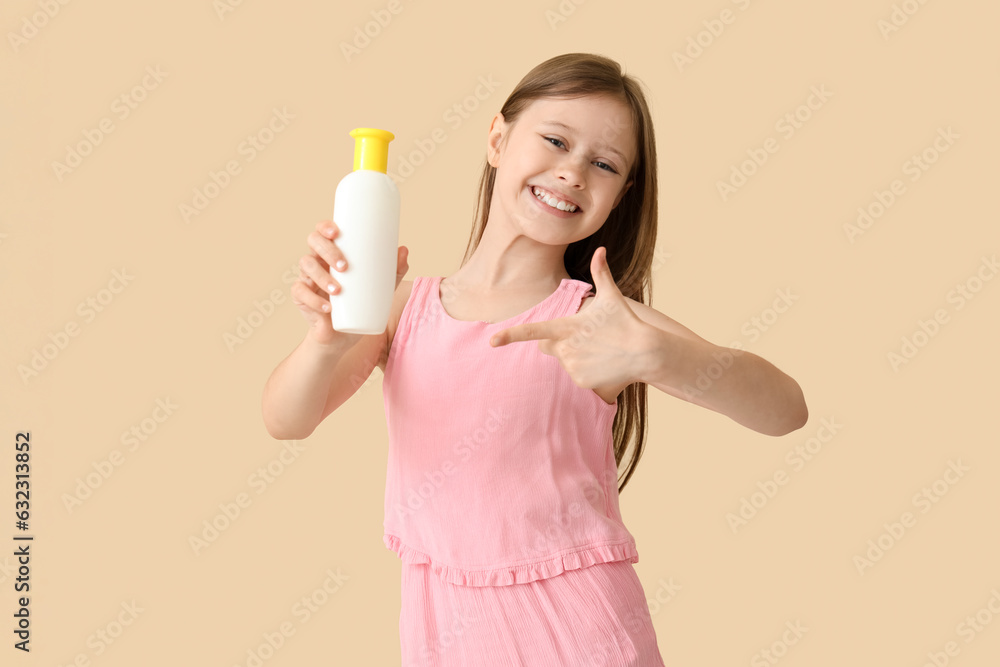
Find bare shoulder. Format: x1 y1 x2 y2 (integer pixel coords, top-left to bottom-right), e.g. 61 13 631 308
378 279 415 371
579 294 711 345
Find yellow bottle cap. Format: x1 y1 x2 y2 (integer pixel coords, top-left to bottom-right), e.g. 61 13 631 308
350 127 395 173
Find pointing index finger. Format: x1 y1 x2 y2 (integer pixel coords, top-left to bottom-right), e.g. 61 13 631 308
490 320 559 347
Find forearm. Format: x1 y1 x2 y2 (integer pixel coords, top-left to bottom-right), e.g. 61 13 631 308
261 331 353 440
635 326 808 436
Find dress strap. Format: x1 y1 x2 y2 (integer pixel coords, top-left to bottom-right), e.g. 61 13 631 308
565 279 596 316
385 276 431 370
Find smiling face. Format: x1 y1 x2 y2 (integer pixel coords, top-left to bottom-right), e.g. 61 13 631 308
486 94 636 246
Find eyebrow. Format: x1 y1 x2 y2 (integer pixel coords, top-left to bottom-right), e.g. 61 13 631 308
539 120 630 167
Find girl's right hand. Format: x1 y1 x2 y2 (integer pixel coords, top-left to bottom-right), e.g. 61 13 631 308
292 220 409 348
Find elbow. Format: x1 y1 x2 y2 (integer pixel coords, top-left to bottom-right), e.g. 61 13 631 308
785 404 809 435
261 414 288 440
263 421 289 440
753 379 807 437
263 410 316 440
261 401 317 440
263 418 314 441
775 383 809 436
261 396 316 441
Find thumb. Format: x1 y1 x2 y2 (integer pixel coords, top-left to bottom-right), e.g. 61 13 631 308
395 246 409 289
590 246 622 298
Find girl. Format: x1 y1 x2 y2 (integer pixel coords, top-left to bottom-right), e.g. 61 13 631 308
263 52 808 666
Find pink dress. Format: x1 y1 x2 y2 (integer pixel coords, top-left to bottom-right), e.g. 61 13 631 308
382 275 666 666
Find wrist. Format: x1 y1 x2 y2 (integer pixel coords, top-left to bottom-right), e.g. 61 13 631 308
304 327 357 358
629 322 671 386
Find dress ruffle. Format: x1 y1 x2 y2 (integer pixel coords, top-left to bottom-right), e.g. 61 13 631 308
383 533 639 587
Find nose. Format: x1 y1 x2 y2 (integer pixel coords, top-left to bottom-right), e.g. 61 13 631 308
554 153 586 188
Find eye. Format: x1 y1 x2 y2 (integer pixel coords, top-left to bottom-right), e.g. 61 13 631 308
543 136 620 174
594 161 618 174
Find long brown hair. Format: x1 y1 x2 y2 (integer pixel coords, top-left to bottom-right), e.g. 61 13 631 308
460 53 659 494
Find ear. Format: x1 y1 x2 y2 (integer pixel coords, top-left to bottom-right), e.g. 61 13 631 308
487 112 506 168
613 179 633 209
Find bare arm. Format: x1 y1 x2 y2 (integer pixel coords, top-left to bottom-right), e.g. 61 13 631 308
260 219 407 440
640 326 807 436
261 329 385 440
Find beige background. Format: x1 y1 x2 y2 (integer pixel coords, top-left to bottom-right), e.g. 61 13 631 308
3 0 999 665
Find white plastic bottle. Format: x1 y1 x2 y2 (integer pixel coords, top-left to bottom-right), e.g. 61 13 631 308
329 127 400 335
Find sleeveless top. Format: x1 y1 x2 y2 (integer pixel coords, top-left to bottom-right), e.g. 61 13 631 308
381 275 638 587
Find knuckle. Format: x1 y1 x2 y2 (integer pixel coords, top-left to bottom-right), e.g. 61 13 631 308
308 233 328 255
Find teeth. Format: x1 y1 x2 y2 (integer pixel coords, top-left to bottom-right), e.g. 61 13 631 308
532 186 578 212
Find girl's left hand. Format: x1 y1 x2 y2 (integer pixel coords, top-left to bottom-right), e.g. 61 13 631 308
489 247 653 390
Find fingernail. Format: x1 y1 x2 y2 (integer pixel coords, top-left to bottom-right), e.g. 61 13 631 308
322 303 330 312
335 259 346 271
327 283 336 293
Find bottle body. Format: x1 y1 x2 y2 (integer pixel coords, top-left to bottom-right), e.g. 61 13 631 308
329 170 400 335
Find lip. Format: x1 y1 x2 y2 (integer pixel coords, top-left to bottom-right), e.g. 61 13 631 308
527 185 583 217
